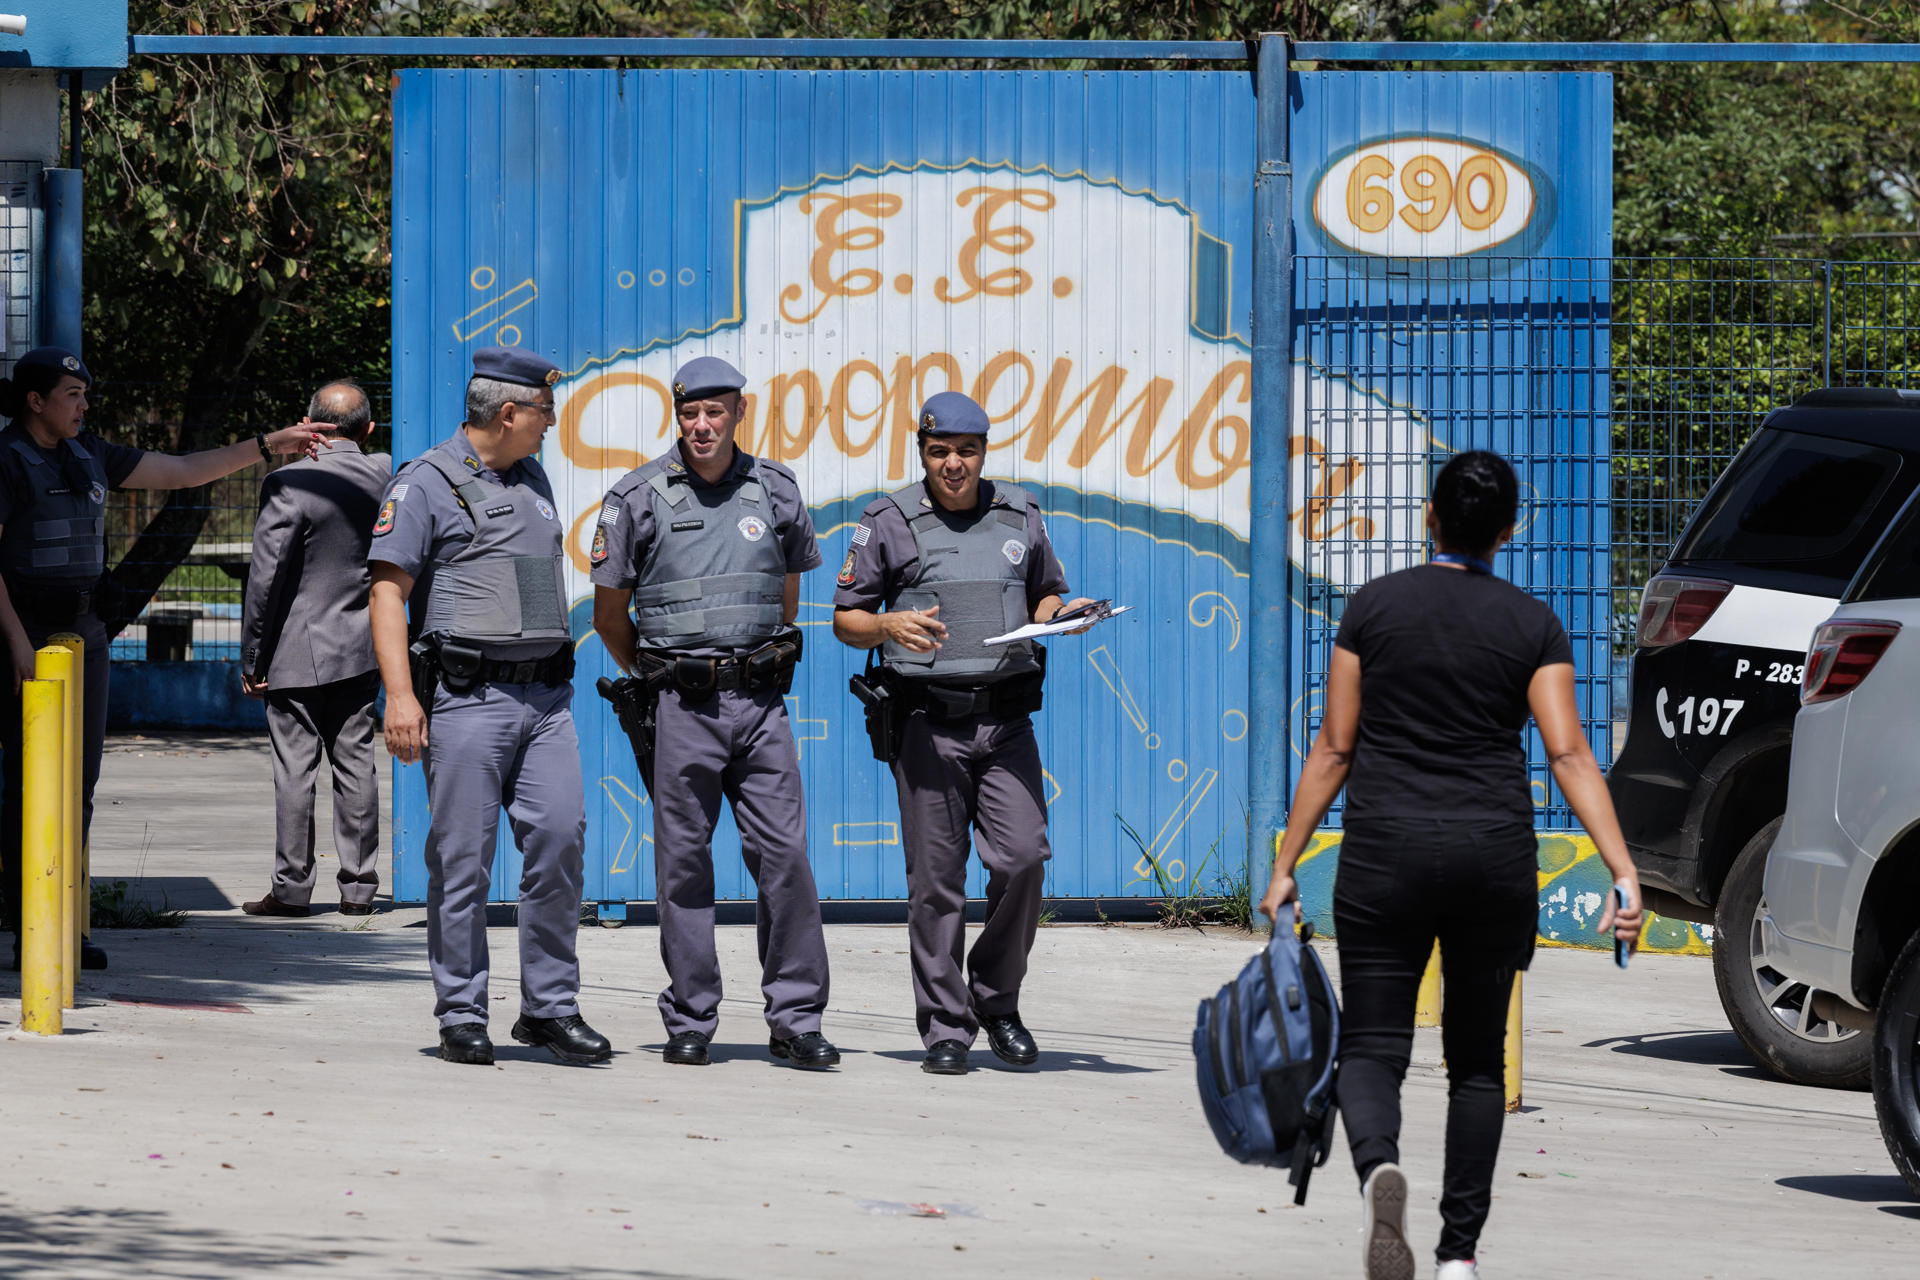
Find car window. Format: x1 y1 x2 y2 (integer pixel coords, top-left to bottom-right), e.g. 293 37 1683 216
1674 430 1902 582
1849 490 1920 602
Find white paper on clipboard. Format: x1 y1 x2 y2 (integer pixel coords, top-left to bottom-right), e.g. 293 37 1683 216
982 604 1132 647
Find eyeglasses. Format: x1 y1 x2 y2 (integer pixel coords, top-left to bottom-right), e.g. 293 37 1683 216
517 401 558 420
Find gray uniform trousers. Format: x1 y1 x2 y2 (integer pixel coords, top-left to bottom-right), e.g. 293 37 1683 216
890 709 1051 1048
651 684 829 1040
421 679 585 1028
264 671 381 907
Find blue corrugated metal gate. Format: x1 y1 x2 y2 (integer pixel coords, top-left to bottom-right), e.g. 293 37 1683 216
389 67 1613 905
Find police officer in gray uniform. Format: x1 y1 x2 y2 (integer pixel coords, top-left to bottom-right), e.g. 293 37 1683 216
240 380 390 918
832 391 1095 1075
368 346 609 1067
0 346 322 970
591 356 838 1070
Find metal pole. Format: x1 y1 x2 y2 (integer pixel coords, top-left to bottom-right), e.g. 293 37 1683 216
34 644 78 1008
49 633 85 989
20 678 66 1035
67 70 83 172
42 168 84 357
1247 32 1294 923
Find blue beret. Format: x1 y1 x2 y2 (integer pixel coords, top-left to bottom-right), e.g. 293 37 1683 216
16 346 91 386
671 356 747 403
918 391 990 438
472 346 560 388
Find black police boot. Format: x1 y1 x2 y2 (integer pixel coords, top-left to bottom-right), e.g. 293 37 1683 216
980 1013 1039 1067
922 1039 970 1075
80 938 109 971
663 1031 711 1066
512 1013 613 1065
769 1031 841 1070
439 1022 495 1065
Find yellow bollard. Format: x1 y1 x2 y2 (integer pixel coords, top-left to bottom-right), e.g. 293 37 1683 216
47 634 86 969
1414 941 1443 1026
35 642 79 1007
20 678 66 1035
1504 973 1524 1113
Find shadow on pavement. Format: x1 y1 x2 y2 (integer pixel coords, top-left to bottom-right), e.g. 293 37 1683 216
1580 1028 1756 1069
0 1198 724 1279
1776 1173 1914 1204
871 1047 1159 1074
0 927 422 1009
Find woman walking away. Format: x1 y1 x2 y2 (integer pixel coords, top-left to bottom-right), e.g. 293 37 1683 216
1257 450 1643 1280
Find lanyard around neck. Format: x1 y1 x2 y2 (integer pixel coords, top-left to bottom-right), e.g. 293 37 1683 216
1431 552 1493 575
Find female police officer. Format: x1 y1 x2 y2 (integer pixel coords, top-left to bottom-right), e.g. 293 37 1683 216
832 391 1095 1076
0 345 322 968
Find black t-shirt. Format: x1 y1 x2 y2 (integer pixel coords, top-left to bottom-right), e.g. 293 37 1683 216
1334 564 1574 825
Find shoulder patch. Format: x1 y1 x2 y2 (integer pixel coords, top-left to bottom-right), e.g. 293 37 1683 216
590 525 609 563
390 482 410 501
598 501 622 526
850 523 871 547
836 546 859 587
373 498 397 536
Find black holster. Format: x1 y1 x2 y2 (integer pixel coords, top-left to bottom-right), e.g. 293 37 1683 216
849 652 904 764
598 659 669 795
408 639 441 714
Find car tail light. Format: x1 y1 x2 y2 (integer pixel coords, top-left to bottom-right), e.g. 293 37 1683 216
1802 620 1901 704
1635 575 1733 648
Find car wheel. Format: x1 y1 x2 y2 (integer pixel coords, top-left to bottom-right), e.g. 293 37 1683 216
1873 928 1920 1198
1713 817 1872 1088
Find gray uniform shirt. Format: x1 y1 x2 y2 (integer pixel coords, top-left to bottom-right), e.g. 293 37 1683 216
831 479 1069 615
591 444 823 657
368 429 569 661
242 438 392 689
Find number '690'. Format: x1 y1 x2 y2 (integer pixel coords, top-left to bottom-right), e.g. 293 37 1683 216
1313 138 1536 257
1655 688 1745 739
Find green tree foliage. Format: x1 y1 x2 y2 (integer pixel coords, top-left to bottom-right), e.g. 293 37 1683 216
86 1 393 632
84 0 1920 637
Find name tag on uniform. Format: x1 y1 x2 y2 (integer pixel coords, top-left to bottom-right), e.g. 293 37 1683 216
485 503 516 518
671 519 705 532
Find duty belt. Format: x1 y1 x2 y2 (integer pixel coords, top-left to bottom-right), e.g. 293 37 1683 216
898 672 1044 723
640 628 804 701
476 653 574 686
8 580 96 623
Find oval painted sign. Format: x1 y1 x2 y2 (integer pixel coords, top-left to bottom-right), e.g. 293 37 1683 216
1313 138 1536 257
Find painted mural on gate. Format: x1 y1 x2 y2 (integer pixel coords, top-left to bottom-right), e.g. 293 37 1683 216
388 69 1664 947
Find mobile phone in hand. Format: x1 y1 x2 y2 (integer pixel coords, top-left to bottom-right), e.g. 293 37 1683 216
1613 883 1632 970
1051 598 1109 624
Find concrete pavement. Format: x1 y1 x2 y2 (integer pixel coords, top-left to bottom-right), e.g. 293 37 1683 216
0 732 1913 1278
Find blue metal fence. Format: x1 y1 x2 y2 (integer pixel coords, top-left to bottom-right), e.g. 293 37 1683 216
101 34 1920 906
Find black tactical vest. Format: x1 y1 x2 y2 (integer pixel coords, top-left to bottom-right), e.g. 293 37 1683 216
629 454 787 653
413 443 570 660
3 436 108 584
881 480 1041 684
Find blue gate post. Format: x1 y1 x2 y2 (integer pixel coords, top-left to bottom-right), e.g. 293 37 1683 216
1246 32 1294 927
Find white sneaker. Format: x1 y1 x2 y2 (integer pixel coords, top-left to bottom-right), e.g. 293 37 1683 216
1360 1162 1414 1280
1435 1263 1480 1280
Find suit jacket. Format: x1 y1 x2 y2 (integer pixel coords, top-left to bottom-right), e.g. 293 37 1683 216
241 439 392 689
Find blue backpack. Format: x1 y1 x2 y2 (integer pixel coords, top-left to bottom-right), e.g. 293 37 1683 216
1193 921 1341 1204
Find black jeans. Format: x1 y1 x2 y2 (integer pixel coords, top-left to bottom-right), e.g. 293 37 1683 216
1332 816 1539 1263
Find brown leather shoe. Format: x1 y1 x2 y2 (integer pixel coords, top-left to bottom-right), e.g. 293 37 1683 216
242 893 310 918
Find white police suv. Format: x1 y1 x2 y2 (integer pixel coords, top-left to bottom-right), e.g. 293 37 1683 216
1763 486 1920 1192
1609 388 1920 1086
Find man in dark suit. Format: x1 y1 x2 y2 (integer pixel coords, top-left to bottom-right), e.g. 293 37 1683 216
240 381 391 917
